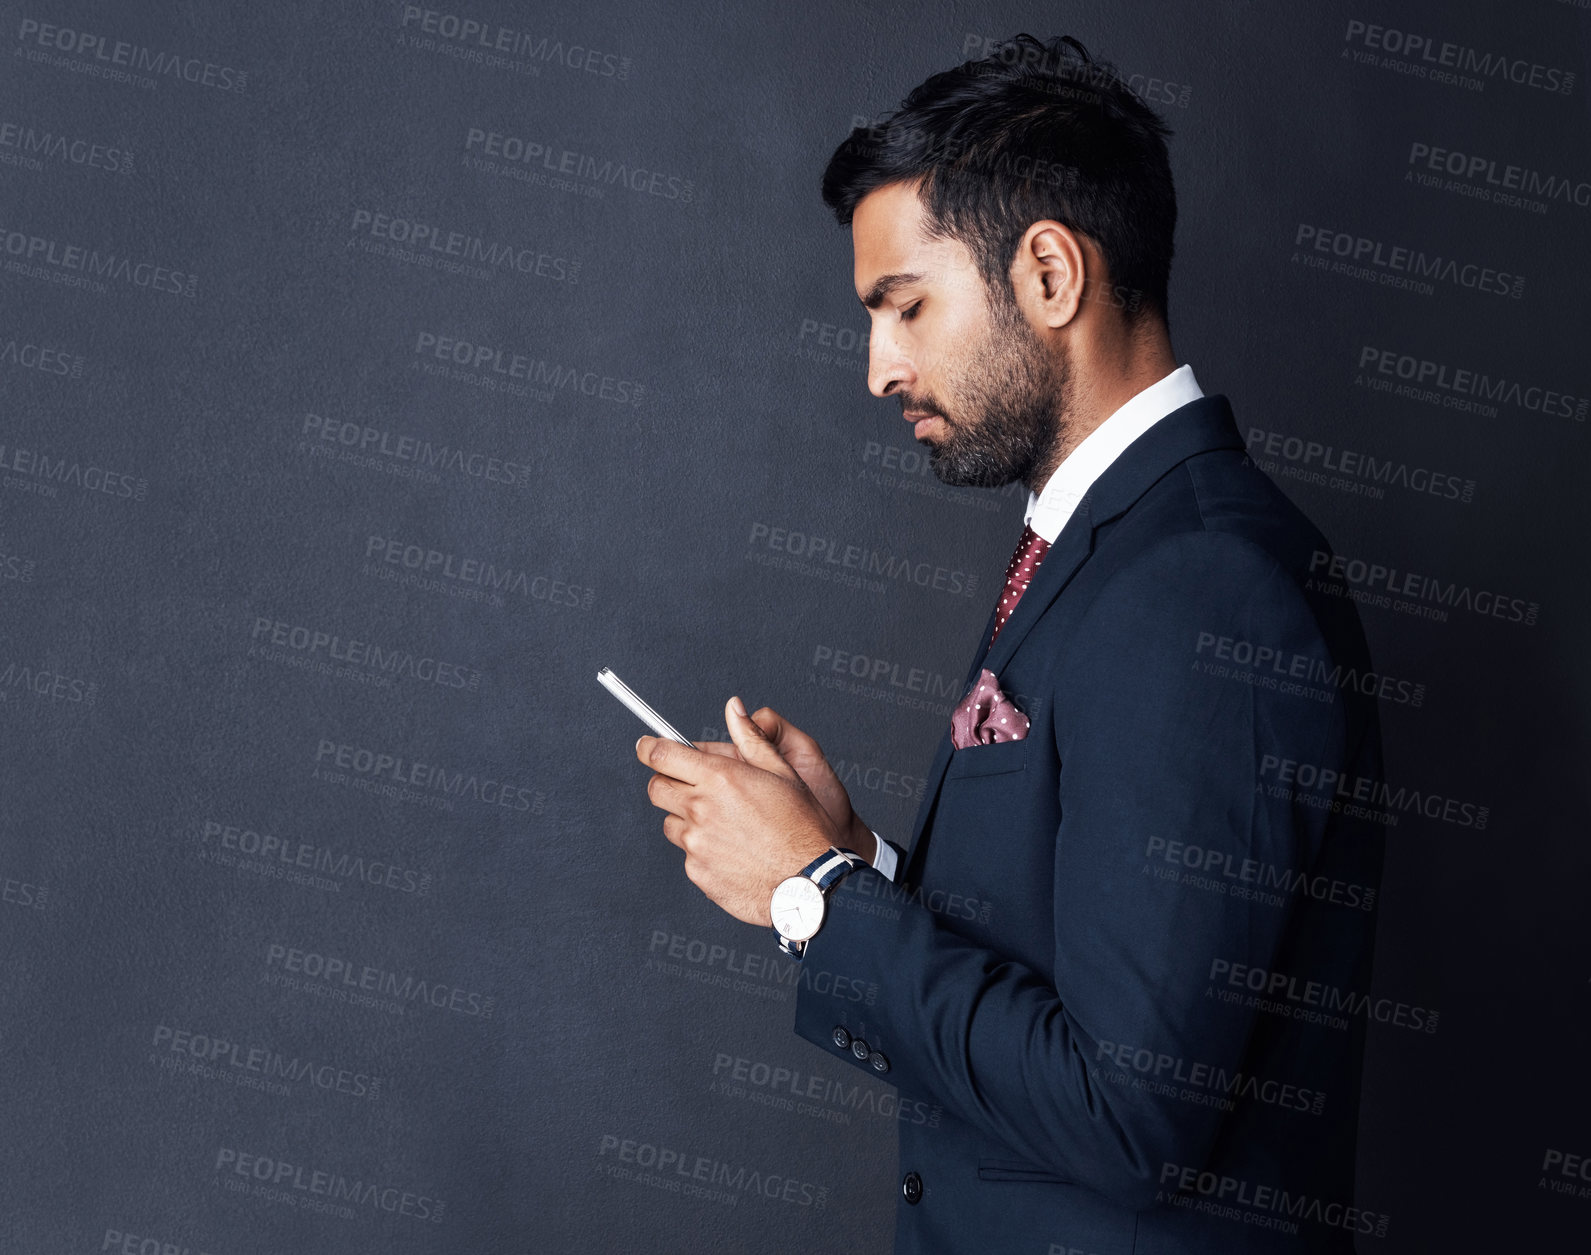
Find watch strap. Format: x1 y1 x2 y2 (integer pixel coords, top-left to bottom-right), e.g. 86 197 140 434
774 846 865 959
806 847 863 890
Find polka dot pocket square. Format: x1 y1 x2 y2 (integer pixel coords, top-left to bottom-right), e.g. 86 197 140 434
950 667 1029 749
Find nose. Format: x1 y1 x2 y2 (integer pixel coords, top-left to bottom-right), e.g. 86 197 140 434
867 326 914 400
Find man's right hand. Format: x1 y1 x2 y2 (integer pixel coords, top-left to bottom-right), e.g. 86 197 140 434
695 706 874 855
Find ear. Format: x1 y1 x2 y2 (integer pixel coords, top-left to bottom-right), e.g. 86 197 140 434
1010 219 1086 329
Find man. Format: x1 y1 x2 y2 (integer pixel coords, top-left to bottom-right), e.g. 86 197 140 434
637 34 1384 1254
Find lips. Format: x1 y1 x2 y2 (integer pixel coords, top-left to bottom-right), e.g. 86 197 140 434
904 411 941 438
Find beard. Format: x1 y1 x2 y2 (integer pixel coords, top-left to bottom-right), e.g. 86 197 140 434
906 286 1071 491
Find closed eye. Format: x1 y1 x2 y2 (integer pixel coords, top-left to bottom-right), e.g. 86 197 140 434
901 301 923 322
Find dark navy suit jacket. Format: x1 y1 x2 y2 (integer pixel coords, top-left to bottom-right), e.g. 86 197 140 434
795 395 1386 1254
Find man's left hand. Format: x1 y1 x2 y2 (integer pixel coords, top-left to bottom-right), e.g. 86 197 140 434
637 695 843 926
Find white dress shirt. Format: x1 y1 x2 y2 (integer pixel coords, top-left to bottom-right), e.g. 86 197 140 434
865 828 898 880
1027 363 1204 543
863 364 1204 884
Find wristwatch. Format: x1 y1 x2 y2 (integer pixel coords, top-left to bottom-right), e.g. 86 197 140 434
770 847 865 959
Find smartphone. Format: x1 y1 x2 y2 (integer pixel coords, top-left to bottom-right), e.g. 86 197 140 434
597 667 697 747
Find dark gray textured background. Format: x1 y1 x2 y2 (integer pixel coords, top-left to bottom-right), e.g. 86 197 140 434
2 1 1587 1250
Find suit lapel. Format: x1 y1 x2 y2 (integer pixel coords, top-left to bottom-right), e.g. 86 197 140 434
897 395 1245 879
900 520 1092 863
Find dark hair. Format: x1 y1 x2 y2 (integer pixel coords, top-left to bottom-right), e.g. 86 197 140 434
822 34 1177 328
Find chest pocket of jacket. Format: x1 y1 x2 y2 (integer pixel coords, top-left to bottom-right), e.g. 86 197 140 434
975 1156 1068 1184
925 732 1054 970
944 736 1031 779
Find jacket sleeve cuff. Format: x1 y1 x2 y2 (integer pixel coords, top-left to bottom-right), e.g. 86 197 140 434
791 865 896 1072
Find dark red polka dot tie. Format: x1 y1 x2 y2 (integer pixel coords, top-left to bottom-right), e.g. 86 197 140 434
988 523 1051 648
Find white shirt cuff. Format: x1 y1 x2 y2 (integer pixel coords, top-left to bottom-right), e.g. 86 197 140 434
868 829 898 882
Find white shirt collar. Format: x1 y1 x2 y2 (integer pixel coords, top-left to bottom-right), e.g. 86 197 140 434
1025 363 1204 543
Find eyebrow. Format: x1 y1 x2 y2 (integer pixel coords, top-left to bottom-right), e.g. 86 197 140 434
858 271 925 310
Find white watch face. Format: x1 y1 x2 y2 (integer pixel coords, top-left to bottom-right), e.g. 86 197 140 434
770 875 826 942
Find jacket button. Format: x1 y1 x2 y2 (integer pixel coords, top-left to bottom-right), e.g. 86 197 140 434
831 1026 851 1050
869 1051 890 1074
902 1171 923 1204
850 1037 871 1061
